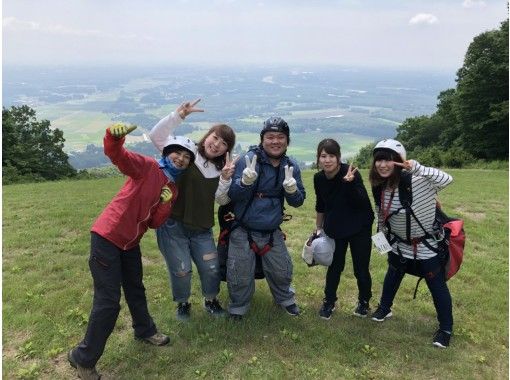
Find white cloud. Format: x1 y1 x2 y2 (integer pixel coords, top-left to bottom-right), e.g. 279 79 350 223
409 13 439 25
462 0 487 8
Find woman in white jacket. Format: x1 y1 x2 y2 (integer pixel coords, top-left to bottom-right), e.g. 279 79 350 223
149 99 236 321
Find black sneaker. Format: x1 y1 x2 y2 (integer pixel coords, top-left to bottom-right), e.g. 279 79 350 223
68 349 101 380
353 301 370 318
228 313 243 321
432 329 451 348
176 302 191 321
371 306 392 322
204 298 226 316
284 303 300 316
319 300 336 320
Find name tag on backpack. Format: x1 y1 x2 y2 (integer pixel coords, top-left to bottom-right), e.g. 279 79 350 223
372 232 392 254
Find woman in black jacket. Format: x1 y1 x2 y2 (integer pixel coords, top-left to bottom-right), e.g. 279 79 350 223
313 139 374 320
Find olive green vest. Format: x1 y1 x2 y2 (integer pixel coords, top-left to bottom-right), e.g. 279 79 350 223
172 163 220 231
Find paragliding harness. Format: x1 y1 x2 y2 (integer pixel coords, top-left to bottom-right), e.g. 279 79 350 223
217 153 292 281
373 172 465 299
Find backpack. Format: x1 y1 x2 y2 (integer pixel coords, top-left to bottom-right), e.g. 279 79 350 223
373 172 465 296
217 202 265 281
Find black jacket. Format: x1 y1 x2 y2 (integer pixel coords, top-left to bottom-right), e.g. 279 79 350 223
313 163 374 239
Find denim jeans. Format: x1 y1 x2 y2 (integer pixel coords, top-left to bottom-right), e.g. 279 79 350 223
74 233 157 368
156 218 220 303
324 225 372 304
226 227 295 315
379 252 453 331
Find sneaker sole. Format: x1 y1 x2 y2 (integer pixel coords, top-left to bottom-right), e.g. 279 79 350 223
371 312 393 322
203 307 227 317
67 350 77 369
353 311 369 318
432 341 448 348
319 307 335 320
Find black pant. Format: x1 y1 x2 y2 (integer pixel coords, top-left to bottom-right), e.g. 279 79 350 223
74 233 157 368
324 225 372 303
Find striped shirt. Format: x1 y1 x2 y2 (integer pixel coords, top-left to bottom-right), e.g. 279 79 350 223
377 161 453 260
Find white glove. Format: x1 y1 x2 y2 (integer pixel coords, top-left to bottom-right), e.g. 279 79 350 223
241 155 258 186
283 165 297 194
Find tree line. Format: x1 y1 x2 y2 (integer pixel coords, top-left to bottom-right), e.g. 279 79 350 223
354 19 508 168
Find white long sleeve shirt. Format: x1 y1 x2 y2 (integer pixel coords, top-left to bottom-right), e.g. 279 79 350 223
378 160 453 260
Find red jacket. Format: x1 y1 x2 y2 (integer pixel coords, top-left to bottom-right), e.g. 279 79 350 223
91 129 178 250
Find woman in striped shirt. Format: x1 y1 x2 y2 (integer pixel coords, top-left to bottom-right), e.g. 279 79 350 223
368 139 454 349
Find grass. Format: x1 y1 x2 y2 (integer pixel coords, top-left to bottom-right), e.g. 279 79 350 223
2 169 508 379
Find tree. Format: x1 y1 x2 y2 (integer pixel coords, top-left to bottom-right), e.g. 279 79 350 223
454 19 509 159
389 18 508 164
2 105 76 183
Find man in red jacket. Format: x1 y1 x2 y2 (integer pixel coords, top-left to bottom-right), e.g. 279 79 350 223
68 120 197 380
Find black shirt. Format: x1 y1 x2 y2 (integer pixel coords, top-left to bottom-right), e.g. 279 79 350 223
313 163 374 239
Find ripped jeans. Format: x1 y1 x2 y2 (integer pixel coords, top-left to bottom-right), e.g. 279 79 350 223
156 218 221 303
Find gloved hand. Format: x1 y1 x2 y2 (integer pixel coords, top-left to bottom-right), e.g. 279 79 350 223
159 185 173 204
109 123 137 139
283 165 297 194
241 154 258 186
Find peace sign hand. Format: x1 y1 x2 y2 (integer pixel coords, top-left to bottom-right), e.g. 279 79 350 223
177 99 204 119
343 163 358 182
393 160 413 171
241 154 258 186
283 165 297 194
221 152 239 181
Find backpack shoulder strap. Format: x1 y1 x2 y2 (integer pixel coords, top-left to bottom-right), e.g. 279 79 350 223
398 172 413 207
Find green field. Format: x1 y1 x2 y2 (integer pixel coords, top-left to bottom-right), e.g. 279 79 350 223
3 170 508 379
34 100 384 162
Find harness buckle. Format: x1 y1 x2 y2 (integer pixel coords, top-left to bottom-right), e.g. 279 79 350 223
223 212 235 222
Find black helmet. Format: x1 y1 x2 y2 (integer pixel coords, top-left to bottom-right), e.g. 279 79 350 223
260 117 290 143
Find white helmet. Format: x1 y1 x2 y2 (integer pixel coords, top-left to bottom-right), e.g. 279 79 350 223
373 139 406 161
162 135 197 162
302 234 335 267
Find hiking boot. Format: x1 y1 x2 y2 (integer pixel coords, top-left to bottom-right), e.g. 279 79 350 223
204 298 226 316
319 300 336 320
68 349 101 380
371 306 392 322
353 300 370 318
284 303 300 316
176 302 191 321
432 329 451 348
138 332 170 346
228 313 243 321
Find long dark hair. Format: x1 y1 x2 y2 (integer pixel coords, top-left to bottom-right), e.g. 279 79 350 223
197 124 236 171
316 138 341 169
369 149 403 189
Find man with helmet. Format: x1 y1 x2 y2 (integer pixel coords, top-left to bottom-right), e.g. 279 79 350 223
368 138 454 348
68 106 198 379
226 117 306 319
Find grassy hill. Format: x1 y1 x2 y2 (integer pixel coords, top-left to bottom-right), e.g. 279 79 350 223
3 169 508 379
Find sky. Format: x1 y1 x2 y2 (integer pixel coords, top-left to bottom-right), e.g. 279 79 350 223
2 0 508 70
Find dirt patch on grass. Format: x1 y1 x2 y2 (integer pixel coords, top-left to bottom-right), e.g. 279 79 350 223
454 207 486 221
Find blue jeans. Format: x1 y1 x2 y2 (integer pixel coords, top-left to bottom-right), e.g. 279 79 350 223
74 233 157 368
156 218 220 303
379 252 453 331
226 227 295 315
